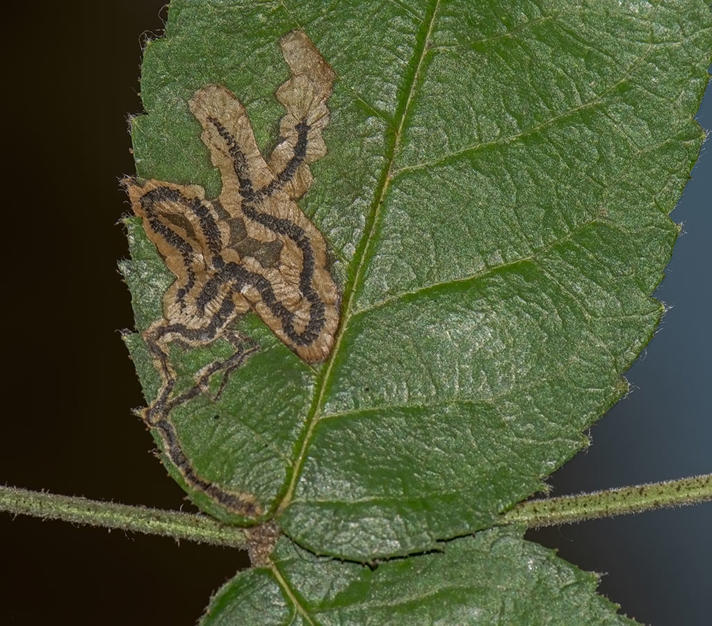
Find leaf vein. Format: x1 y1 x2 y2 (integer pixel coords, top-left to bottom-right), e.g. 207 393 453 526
275 0 443 515
392 39 656 178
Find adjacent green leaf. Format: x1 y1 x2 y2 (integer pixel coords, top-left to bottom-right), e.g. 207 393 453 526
200 530 633 625
122 0 712 564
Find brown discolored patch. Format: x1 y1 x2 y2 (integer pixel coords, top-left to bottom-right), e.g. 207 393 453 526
245 521 281 567
124 31 339 517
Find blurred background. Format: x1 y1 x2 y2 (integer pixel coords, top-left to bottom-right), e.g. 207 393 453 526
0 2 709 624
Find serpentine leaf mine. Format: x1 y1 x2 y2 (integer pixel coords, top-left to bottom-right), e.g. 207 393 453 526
124 30 338 516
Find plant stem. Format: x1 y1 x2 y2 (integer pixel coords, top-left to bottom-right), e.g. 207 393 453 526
500 473 712 527
0 485 247 548
2 474 710 549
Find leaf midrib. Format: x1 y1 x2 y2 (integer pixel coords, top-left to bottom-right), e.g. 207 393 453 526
274 0 442 516
270 559 316 625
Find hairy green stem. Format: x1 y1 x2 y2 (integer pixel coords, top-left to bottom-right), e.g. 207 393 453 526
501 473 712 527
0 485 247 548
2 474 710 549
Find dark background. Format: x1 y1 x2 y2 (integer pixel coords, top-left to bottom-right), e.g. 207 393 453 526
0 2 709 624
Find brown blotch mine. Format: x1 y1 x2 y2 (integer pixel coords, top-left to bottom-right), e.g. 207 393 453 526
123 31 338 517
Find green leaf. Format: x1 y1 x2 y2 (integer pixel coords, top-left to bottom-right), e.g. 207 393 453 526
200 530 633 625
122 0 711 566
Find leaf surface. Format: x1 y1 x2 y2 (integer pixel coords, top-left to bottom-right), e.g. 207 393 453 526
200 529 633 625
123 0 712 564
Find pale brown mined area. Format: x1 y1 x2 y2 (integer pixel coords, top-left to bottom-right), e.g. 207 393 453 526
123 31 338 517
127 30 339 363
